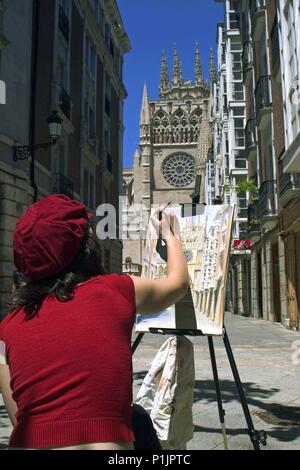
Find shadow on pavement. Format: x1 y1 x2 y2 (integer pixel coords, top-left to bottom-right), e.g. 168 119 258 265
193 379 300 443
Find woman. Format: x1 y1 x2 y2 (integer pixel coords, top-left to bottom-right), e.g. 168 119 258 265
0 194 189 450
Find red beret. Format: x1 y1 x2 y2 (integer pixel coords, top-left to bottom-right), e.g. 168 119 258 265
13 194 93 281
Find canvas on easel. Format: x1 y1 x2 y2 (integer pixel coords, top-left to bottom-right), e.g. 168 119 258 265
136 204 235 335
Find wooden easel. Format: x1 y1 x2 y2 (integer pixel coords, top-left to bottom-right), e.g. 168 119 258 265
132 327 267 451
132 193 267 450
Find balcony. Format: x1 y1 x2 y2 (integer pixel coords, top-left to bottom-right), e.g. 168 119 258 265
250 0 266 41
255 75 272 130
279 159 300 207
59 87 71 120
59 5 69 43
53 173 74 199
242 41 253 80
245 118 257 160
281 132 300 172
257 180 278 229
247 201 261 240
271 17 280 80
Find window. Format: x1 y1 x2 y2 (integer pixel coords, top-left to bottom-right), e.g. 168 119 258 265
82 167 95 209
233 71 242 81
89 106 95 138
232 52 242 71
230 36 242 52
232 82 244 101
232 107 245 116
284 1 299 140
85 33 96 77
234 118 245 147
229 10 240 29
96 1 104 29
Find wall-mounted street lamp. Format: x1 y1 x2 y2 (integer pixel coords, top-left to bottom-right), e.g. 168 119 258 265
13 110 62 161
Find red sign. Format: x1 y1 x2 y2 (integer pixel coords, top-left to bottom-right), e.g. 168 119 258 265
233 239 252 250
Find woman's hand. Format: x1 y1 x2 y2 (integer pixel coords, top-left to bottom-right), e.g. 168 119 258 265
150 208 180 242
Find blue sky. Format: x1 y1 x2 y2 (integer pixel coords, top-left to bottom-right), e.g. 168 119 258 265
117 0 224 168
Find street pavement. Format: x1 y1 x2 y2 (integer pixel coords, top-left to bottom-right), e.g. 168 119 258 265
1 312 300 450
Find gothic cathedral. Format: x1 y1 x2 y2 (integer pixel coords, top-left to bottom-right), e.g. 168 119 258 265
122 45 217 273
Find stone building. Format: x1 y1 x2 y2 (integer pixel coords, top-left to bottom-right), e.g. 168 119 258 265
212 0 300 329
276 0 300 330
0 0 130 315
122 45 215 274
240 0 287 325
209 1 251 317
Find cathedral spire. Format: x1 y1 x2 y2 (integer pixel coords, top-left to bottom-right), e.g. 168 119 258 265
172 44 182 86
195 42 203 85
159 49 169 95
209 47 217 83
140 82 150 126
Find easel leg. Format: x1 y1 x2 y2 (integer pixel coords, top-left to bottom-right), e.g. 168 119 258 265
132 333 145 354
223 328 267 450
207 336 228 450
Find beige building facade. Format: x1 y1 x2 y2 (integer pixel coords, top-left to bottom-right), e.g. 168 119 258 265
122 46 216 274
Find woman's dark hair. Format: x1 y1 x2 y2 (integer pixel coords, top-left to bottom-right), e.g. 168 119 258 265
8 224 106 319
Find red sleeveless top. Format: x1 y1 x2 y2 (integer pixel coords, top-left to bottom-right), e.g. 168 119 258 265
0 274 136 448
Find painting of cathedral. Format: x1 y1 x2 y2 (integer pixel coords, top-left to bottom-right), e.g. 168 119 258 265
136 204 234 336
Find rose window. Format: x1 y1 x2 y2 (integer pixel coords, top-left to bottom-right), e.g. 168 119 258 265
162 153 195 187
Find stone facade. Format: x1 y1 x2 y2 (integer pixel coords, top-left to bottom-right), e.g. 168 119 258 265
122 46 215 271
0 0 130 316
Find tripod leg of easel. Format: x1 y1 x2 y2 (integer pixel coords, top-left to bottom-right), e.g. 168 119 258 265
223 328 267 450
132 333 145 354
207 336 228 450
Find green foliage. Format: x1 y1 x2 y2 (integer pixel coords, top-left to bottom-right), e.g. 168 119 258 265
236 179 258 194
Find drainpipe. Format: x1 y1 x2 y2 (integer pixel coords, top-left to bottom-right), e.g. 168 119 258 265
29 0 40 202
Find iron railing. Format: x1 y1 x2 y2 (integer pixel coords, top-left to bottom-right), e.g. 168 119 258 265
257 180 277 219
242 40 253 73
245 118 257 151
255 75 272 116
279 157 300 197
247 200 261 233
250 0 266 20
